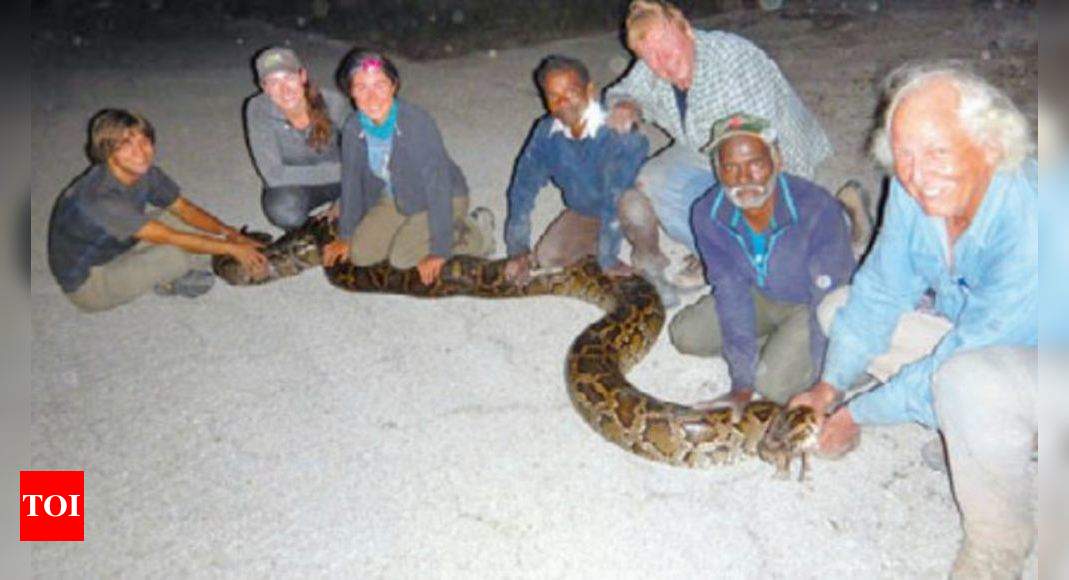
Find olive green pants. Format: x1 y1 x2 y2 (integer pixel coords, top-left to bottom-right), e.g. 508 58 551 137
668 291 813 404
348 196 489 268
66 211 211 313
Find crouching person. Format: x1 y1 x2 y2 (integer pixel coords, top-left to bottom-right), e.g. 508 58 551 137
48 109 269 312
790 62 1038 578
244 47 351 230
502 55 650 286
669 113 856 407
322 49 494 286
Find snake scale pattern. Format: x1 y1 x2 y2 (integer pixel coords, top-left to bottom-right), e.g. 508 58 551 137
214 218 820 479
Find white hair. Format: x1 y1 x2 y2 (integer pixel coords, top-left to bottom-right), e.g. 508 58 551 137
870 60 1033 171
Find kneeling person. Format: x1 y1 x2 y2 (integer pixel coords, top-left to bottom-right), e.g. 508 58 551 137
790 64 1038 578
669 113 856 406
48 109 269 312
322 49 493 286
503 55 650 285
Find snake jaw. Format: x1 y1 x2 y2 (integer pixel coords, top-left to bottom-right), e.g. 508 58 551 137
758 405 821 481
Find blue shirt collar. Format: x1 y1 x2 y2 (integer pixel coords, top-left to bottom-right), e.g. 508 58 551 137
901 162 1031 265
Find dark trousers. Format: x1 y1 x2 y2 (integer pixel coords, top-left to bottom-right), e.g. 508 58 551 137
533 200 666 275
261 183 341 230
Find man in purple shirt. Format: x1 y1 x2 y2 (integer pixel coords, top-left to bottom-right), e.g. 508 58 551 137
669 113 857 408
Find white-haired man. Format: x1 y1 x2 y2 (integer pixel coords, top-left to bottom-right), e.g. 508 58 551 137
791 62 1037 578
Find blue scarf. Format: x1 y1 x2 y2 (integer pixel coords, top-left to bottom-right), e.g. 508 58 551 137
358 103 397 140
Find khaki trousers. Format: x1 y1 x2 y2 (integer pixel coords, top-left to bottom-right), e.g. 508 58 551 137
348 196 487 268
66 211 211 312
668 291 812 403
820 287 1037 578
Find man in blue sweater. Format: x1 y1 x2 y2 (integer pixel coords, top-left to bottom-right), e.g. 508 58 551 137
670 113 857 407
503 56 665 297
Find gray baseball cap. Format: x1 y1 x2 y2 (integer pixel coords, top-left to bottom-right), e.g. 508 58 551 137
255 47 302 81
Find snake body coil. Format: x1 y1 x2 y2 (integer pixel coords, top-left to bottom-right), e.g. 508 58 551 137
214 219 819 479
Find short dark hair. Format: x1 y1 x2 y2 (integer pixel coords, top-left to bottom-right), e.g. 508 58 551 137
87 109 155 164
336 47 401 94
534 55 591 91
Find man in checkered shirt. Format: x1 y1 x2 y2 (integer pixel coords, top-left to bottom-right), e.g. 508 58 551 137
607 0 834 300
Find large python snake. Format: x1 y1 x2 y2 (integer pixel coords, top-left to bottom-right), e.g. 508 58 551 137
214 218 820 479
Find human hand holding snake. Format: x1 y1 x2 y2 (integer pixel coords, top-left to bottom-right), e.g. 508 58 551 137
417 254 446 285
504 252 533 286
322 239 350 267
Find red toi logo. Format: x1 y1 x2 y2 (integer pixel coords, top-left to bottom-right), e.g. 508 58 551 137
20 471 84 542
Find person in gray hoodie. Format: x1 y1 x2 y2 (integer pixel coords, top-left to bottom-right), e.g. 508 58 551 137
244 47 352 230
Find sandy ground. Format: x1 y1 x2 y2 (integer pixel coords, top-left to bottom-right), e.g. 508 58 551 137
30 3 1037 577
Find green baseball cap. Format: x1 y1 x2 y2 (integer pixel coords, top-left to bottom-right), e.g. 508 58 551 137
255 47 303 82
700 112 778 157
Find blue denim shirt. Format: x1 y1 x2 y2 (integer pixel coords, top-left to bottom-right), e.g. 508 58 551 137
691 174 856 390
824 160 1039 427
504 111 648 268
1040 159 1069 347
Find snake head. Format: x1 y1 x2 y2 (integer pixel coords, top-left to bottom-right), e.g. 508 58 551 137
239 226 274 246
762 406 819 452
759 405 820 481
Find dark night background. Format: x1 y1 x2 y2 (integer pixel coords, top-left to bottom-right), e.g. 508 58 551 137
31 0 730 59
28 0 988 60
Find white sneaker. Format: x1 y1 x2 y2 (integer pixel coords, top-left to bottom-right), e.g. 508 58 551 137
669 254 706 290
467 207 496 257
154 269 215 298
921 435 948 473
646 270 681 309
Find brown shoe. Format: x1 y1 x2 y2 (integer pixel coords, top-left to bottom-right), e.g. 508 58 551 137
835 180 873 258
